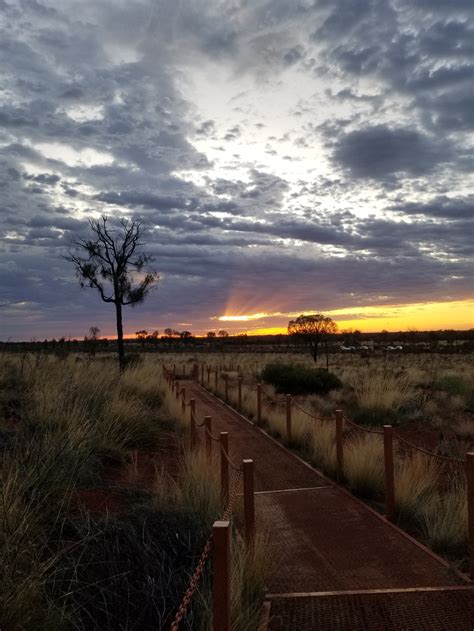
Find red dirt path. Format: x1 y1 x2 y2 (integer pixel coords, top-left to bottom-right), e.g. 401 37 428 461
182 379 474 631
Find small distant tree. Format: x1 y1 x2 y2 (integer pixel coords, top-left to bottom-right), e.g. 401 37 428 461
85 325 100 356
67 216 158 371
135 330 148 348
148 330 159 345
218 330 229 338
288 313 337 367
207 331 216 338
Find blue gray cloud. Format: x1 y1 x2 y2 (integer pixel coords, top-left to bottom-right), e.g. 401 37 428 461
0 0 473 339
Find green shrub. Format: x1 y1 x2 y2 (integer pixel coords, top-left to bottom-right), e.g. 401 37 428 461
261 363 342 395
433 375 468 396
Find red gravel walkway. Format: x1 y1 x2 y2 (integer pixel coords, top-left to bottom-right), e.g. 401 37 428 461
183 380 474 630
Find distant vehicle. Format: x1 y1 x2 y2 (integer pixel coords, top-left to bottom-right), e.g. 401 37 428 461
359 345 370 350
340 345 356 351
386 345 403 351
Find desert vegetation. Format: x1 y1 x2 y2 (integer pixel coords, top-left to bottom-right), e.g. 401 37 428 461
0 354 267 630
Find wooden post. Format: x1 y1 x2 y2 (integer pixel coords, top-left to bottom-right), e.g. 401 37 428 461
207 366 211 385
173 363 176 376
212 520 231 631
224 373 229 401
182 363 185 377
335 409 344 481
467 452 474 579
384 425 395 522
243 459 255 547
190 399 196 449
220 432 229 506
181 388 186 414
257 383 262 425
205 416 212 458
214 369 218 392
286 394 292 444
175 381 180 399
238 377 242 411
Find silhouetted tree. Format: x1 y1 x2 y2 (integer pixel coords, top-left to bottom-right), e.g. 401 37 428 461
207 331 216 338
67 216 158 371
218 330 229 337
85 326 100 356
288 313 337 366
135 330 148 348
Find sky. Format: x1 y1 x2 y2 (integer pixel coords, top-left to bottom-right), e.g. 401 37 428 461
0 0 473 340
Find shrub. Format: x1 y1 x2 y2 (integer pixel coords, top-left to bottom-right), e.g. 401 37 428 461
433 375 468 396
261 363 342 395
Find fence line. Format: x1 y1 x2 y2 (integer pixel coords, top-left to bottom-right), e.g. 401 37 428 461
194 363 473 578
163 367 255 629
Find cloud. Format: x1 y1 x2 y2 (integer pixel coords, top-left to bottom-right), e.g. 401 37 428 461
332 125 450 179
0 0 473 339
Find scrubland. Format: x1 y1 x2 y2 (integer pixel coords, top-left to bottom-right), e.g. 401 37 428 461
0 354 267 630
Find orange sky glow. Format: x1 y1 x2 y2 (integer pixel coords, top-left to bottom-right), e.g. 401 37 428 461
215 299 474 336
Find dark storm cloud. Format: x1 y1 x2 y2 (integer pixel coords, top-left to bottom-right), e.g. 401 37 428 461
332 125 450 179
390 196 474 220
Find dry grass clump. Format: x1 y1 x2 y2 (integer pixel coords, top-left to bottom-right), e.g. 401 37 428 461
119 363 163 407
394 451 439 516
153 447 221 526
344 434 384 497
350 368 414 411
418 477 468 553
306 421 336 475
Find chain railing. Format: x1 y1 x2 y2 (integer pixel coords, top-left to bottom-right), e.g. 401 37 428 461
163 366 256 630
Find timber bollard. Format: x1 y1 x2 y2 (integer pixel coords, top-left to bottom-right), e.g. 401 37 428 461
243 459 255 547
212 520 231 631
220 432 229 505
205 416 212 458
286 394 292 444
238 377 242 411
207 366 211 385
181 388 186 414
467 452 474 579
224 373 229 401
335 409 344 481
214 369 218 392
384 425 395 522
257 383 262 425
201 363 204 384
175 381 180 399
190 399 196 448
182 364 185 377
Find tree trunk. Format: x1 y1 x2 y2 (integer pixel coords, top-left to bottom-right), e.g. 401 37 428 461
115 300 125 371
312 342 318 364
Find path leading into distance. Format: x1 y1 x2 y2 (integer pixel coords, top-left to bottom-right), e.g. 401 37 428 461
182 380 474 630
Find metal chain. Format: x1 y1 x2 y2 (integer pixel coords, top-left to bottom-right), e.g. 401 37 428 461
394 433 464 465
169 536 213 631
169 469 242 630
343 415 384 436
292 400 334 421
